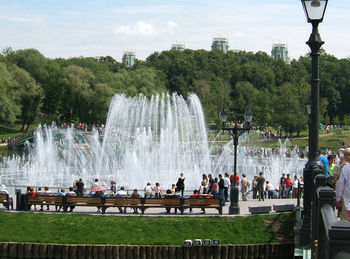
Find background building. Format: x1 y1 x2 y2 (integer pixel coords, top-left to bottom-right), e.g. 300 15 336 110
271 43 289 63
171 43 185 51
211 37 229 53
122 51 136 67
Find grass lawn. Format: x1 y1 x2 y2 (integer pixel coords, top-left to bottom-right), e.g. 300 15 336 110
244 129 350 152
0 212 294 245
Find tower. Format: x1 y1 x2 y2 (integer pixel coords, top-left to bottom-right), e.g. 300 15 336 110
271 43 289 63
211 37 229 53
122 51 136 67
171 43 185 51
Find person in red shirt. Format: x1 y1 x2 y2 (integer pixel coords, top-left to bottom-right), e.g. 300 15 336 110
230 173 240 186
284 174 292 198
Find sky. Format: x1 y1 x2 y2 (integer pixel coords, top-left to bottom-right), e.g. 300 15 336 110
0 0 349 62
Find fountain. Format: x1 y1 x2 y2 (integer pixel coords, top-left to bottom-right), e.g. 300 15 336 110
0 92 306 190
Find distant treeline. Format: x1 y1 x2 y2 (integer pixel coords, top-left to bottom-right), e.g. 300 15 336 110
0 47 349 134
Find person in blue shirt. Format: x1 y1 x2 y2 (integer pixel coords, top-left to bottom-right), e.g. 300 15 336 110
319 155 329 177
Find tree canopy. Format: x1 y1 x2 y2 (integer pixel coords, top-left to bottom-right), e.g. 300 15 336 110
1 47 349 134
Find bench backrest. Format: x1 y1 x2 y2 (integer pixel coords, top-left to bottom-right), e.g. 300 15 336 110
0 193 9 202
66 196 102 205
144 197 182 206
184 197 221 207
27 195 63 204
104 197 142 206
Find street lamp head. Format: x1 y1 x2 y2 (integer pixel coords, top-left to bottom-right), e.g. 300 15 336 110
219 109 228 123
301 0 328 23
305 96 312 115
244 110 253 124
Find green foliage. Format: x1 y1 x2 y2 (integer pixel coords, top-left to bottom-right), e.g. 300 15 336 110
0 212 294 245
0 47 350 134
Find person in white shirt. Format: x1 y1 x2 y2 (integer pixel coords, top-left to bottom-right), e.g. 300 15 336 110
144 183 153 198
224 172 230 202
292 176 299 198
265 181 274 199
336 149 350 222
115 186 127 197
115 186 128 213
92 178 99 188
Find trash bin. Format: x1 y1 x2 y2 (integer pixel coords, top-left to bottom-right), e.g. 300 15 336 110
15 189 21 211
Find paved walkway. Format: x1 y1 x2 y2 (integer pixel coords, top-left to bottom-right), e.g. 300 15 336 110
3 196 299 217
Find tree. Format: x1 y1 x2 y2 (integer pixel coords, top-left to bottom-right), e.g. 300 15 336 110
8 64 43 131
0 63 20 123
273 82 308 135
60 65 95 122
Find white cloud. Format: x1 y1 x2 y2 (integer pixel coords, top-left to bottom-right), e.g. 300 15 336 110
114 21 156 36
167 21 178 29
0 15 44 23
164 21 178 35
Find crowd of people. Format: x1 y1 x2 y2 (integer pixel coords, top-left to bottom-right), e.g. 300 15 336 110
1 146 349 220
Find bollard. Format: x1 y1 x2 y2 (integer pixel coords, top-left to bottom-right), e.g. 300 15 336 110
15 189 21 211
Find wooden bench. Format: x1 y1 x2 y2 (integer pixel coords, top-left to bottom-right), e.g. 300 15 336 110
142 197 184 214
183 197 222 214
22 195 223 215
103 197 143 214
0 193 13 210
26 195 64 211
64 196 103 212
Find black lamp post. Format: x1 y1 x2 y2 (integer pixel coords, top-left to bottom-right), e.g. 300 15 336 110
300 0 328 246
219 109 253 215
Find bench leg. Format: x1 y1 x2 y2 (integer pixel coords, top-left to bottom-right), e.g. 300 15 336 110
218 208 223 215
102 206 106 214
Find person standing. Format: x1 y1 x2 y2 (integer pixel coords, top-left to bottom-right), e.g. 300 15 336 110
76 178 85 197
176 173 185 197
299 175 304 198
292 176 299 198
207 174 214 194
284 174 292 198
211 178 219 196
252 175 258 199
110 181 117 196
279 173 286 198
336 148 350 221
229 173 240 187
336 163 350 222
218 174 225 206
224 172 230 202
257 172 265 201
240 174 250 201
265 181 274 199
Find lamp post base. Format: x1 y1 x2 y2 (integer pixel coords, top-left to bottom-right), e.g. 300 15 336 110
300 157 324 246
228 186 240 215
